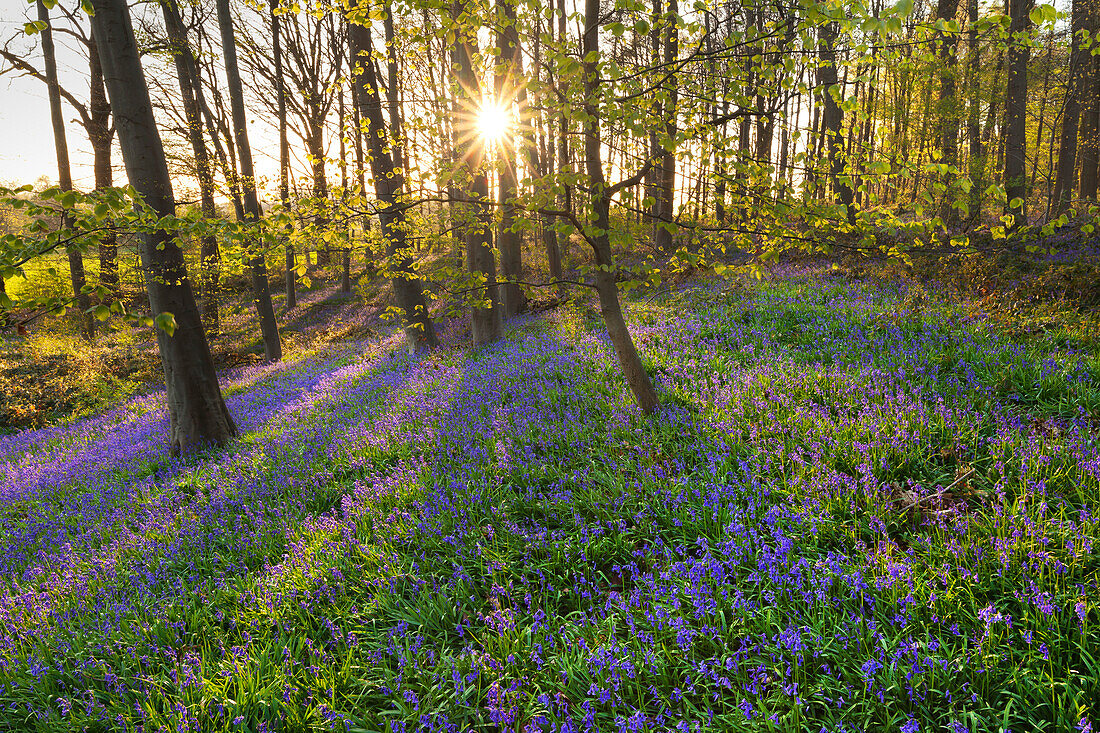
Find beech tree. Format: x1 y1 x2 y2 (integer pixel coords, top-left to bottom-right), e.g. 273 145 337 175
347 14 438 352
578 0 659 414
1052 0 1085 216
215 0 283 362
161 0 224 334
451 0 502 346
272 0 296 310
34 0 94 340
1004 0 1034 228
818 19 856 224
495 0 526 318
652 0 679 251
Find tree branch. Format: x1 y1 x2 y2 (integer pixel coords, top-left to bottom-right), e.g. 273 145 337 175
0 48 92 132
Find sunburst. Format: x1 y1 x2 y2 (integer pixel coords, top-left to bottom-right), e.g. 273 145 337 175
477 101 511 145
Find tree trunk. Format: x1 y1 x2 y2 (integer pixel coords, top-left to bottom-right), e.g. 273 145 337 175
271 0 295 310
653 0 678 250
0 275 8 329
532 16 563 288
349 22 437 352
341 246 351 293
646 0 662 227
807 101 821 198
967 0 984 219
39 0 94 340
582 0 658 414
87 35 119 297
215 0 282 361
337 65 352 295
935 0 960 223
307 117 330 269
192 55 245 221
556 0 572 269
935 0 960 167
350 74 366 192
161 0 222 335
90 0 236 454
451 0 502 345
818 21 856 224
1052 0 1086 216
383 7 404 174
1004 0 1034 228
496 0 526 318
1079 0 1100 200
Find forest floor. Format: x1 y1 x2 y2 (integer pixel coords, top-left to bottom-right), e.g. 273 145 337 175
0 253 1099 731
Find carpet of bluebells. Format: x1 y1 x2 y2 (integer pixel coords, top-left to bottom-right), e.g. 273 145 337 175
1 270 1098 732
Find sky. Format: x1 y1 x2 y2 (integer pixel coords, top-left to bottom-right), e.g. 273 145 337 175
1 0 1075 193
0 0 100 188
0 0 285 195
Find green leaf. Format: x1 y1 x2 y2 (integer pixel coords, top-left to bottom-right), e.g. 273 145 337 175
154 312 177 337
23 20 48 35
90 304 111 321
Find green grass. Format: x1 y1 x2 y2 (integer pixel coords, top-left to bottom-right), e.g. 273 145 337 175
0 270 1097 731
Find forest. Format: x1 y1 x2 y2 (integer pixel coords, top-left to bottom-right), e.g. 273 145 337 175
0 0 1099 729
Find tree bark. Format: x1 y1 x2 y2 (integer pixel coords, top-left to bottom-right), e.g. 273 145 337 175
1079 0 1100 200
556 0 572 269
935 0 960 223
349 21 438 353
646 0 662 227
0 275 8 329
215 0 282 361
271 0 296 310
582 0 658 414
350 69 366 193
1004 0 1034 228
451 0 502 346
532 16 563 287
935 0 960 167
87 35 118 297
1052 0 1085 216
653 0 678 250
966 0 984 219
496 0 526 318
818 21 856 224
336 50 351 295
382 7 404 174
90 0 236 454
161 0 222 335
192 52 245 221
39 0 94 340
